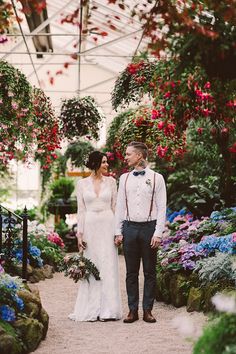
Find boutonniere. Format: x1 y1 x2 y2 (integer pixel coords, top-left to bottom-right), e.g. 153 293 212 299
145 179 152 187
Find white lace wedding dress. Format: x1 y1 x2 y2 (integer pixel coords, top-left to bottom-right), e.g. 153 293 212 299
68 176 122 321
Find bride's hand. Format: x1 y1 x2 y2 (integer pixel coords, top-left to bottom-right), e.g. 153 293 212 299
77 234 86 251
114 235 123 247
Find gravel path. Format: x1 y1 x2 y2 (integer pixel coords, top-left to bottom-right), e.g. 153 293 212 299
34 256 206 354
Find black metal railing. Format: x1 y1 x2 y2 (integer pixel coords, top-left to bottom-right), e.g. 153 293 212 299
0 205 28 282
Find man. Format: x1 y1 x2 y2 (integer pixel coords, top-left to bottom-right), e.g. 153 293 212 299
115 141 166 323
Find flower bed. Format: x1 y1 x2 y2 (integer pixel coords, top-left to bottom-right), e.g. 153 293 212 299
0 271 49 354
2 220 65 283
156 207 236 312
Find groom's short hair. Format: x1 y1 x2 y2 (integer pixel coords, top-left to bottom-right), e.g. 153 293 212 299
127 141 148 159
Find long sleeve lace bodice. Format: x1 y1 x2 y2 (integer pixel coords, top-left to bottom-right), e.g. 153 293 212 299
76 176 117 234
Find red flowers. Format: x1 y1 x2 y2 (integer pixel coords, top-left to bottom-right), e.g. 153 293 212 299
197 127 203 135
157 121 165 130
127 61 144 75
157 145 168 158
226 100 236 108
229 143 236 153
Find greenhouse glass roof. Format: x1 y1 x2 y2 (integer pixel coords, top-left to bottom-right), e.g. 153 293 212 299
0 0 149 123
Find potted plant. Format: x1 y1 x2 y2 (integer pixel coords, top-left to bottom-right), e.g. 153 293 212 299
47 177 77 218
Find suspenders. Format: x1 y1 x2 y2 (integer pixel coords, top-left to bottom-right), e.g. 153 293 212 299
124 172 156 222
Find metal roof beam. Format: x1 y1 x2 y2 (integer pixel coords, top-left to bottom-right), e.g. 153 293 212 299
81 28 143 55
1 0 77 60
79 75 116 92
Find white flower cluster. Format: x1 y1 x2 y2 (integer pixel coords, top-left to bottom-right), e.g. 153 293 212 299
212 293 236 314
28 220 47 237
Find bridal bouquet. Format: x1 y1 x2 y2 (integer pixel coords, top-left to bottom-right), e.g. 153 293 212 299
59 254 101 283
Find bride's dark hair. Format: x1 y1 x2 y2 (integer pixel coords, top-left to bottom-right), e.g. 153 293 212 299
85 151 107 172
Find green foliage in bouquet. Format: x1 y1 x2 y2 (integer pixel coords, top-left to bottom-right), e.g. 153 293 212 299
193 313 236 354
65 140 94 168
59 96 104 141
59 253 101 283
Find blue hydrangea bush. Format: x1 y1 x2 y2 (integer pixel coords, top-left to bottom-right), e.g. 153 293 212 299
158 207 236 279
0 273 24 322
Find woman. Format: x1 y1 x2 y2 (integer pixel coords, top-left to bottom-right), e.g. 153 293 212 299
68 151 122 321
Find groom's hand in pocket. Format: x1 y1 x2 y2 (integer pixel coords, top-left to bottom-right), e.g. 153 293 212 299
114 235 123 247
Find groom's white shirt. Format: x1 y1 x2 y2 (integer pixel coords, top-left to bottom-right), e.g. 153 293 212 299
115 167 167 237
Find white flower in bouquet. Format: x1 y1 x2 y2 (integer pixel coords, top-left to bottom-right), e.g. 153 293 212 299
59 253 100 283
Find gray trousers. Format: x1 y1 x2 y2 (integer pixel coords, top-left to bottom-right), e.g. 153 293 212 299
122 220 157 311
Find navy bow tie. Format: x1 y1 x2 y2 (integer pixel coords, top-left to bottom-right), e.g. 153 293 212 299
133 170 145 176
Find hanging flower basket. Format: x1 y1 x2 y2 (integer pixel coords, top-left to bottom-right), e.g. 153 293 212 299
0 62 62 175
0 60 33 164
110 106 186 163
59 96 104 140
33 87 62 169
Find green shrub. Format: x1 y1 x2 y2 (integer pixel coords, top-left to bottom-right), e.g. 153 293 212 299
193 313 236 354
195 252 236 285
49 177 74 200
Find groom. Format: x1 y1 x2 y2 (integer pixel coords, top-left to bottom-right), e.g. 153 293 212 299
115 141 166 323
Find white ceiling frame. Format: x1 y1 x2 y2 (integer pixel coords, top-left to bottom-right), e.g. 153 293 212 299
79 75 117 93
26 36 76 79
81 28 143 55
1 0 77 61
92 0 142 26
24 28 144 78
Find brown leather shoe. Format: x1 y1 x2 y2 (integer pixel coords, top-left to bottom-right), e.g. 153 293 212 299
143 310 156 323
123 310 139 323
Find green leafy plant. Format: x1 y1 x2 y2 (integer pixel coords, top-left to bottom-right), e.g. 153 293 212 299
49 177 74 201
65 140 94 168
195 252 236 285
54 220 70 239
46 177 76 218
193 313 236 354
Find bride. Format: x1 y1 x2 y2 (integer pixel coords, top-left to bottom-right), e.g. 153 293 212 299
68 151 122 321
